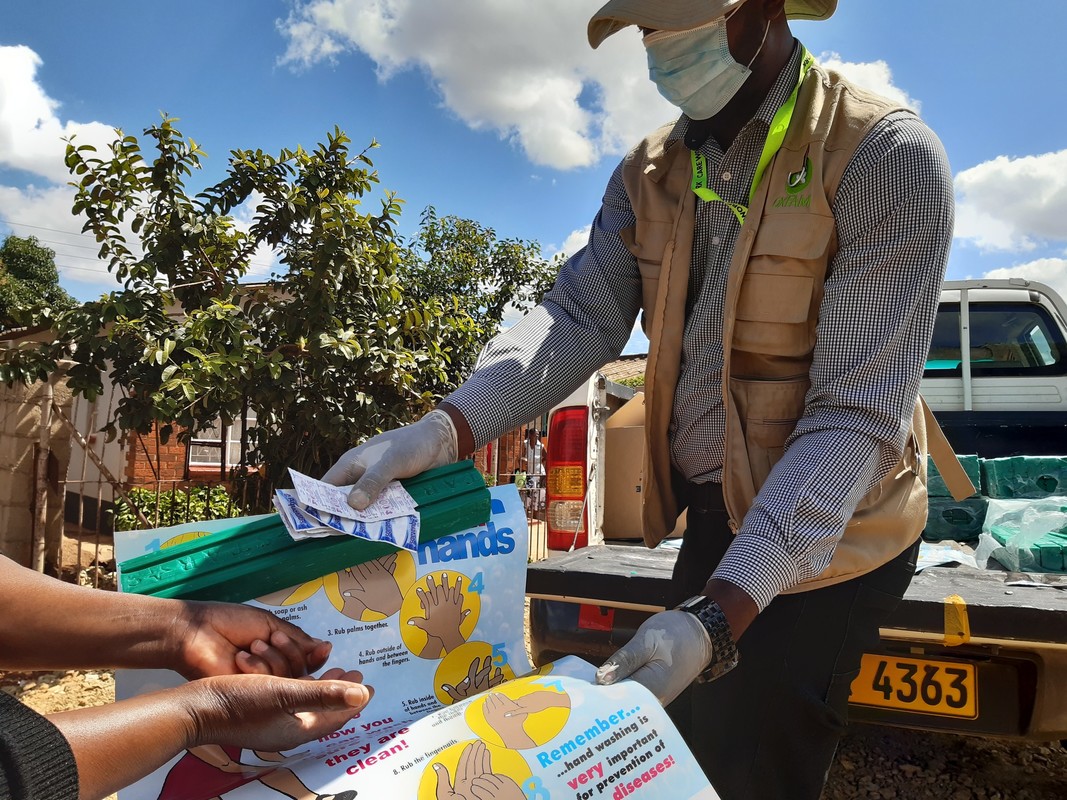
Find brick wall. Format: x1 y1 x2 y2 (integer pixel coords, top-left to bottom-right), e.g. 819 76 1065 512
125 424 192 486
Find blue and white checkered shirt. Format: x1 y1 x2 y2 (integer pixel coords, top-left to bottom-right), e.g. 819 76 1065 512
445 44 954 611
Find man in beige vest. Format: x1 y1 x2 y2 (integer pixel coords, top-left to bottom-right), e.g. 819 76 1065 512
324 1 955 797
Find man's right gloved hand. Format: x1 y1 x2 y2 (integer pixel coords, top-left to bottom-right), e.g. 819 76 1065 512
322 409 458 511
594 609 714 706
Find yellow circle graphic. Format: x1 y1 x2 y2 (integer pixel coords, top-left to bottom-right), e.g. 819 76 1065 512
321 552 416 622
433 641 516 706
400 570 480 659
417 739 530 800
160 531 211 549
465 675 571 750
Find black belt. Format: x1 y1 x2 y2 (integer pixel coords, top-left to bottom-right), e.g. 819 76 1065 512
683 480 726 514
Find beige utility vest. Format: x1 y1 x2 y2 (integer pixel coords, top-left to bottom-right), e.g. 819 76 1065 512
621 64 969 592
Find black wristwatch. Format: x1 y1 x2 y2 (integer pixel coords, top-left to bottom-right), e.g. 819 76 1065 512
677 595 740 682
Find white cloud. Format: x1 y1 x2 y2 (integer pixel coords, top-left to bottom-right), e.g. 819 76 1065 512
954 150 1067 252
816 52 920 112
277 0 675 170
554 225 592 260
0 45 116 184
981 258 1067 307
278 6 927 173
0 45 120 297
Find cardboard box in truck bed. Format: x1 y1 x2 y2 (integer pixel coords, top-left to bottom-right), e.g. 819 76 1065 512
603 392 684 540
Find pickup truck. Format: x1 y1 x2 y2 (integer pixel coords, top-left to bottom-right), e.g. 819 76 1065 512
527 279 1067 743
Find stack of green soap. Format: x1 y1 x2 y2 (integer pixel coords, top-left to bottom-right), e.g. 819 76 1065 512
924 454 986 542
924 498 988 542
927 454 981 498
118 461 490 602
980 456 1067 499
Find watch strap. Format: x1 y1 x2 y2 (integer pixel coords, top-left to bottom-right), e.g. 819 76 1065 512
677 595 740 682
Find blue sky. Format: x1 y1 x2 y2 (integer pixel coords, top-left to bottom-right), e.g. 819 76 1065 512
3 1 1066 356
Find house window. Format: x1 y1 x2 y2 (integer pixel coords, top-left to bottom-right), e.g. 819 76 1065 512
189 411 257 468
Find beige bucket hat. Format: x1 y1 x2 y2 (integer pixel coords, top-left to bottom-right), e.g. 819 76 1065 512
588 0 837 48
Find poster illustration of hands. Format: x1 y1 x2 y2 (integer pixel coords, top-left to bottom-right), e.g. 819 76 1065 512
115 485 717 800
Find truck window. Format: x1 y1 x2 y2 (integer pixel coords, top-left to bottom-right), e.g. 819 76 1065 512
1028 324 1056 366
924 302 1067 377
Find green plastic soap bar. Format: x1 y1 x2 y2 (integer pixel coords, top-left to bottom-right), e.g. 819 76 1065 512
118 461 489 602
927 454 981 498
922 496 988 542
980 456 1067 499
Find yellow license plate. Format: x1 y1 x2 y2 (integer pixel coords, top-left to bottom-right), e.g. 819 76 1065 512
849 654 977 718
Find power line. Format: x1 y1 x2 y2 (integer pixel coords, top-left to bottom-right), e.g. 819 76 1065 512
0 218 92 238
47 250 113 263
21 236 102 253
0 218 281 270
54 262 111 276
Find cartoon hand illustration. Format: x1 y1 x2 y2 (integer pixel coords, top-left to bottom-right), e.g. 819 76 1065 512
471 773 526 800
482 692 535 749
433 740 490 800
337 554 403 619
442 656 505 702
506 690 570 715
336 578 369 620
410 573 470 655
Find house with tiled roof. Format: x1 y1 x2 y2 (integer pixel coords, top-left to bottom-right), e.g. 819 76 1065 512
599 353 647 388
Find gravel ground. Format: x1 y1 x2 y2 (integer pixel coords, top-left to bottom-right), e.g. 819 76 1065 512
3 667 1064 800
825 724 1067 800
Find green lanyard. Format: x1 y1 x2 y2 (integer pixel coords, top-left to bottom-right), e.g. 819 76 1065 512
690 47 814 226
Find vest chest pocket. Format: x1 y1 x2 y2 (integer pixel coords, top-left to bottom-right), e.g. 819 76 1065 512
731 376 810 488
733 214 834 358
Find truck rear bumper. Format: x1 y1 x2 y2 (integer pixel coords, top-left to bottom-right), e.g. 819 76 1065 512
527 545 1067 741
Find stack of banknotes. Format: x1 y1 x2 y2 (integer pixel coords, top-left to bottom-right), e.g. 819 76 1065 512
274 469 420 552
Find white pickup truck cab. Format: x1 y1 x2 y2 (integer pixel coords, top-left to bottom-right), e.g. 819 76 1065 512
922 279 1067 456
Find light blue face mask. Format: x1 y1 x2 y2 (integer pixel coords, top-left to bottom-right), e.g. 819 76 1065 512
644 11 768 121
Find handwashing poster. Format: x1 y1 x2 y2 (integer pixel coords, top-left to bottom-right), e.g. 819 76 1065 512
115 485 717 800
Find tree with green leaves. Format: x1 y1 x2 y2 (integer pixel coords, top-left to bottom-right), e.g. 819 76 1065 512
0 116 556 496
0 234 76 329
400 206 560 394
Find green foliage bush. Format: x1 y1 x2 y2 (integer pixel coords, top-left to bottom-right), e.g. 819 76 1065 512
0 234 75 329
113 485 242 531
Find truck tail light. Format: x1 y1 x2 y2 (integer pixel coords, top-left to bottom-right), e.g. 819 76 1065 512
545 406 588 550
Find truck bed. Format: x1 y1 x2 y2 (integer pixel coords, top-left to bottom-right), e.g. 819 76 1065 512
526 544 1067 643
527 544 1067 739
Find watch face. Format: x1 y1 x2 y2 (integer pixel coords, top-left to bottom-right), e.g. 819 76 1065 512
680 595 709 612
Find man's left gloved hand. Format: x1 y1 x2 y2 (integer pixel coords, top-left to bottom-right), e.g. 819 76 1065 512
594 609 713 706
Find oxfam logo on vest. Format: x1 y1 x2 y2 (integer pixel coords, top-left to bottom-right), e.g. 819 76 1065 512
773 157 812 208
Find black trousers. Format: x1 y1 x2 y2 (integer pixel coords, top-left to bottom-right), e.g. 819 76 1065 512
666 486 919 800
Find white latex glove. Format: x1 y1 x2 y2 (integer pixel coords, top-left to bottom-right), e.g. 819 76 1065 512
594 609 714 706
322 409 458 511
